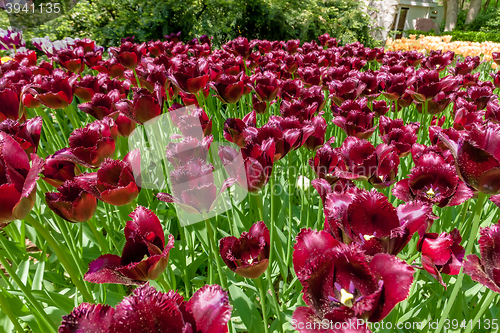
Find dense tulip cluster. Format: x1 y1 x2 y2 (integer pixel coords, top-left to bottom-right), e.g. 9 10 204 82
1 30 500 333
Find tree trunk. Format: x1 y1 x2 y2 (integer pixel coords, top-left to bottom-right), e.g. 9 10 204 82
483 0 491 10
465 0 482 24
445 0 458 31
443 0 448 23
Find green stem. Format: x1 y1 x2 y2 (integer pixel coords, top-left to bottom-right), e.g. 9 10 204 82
264 173 284 333
133 69 142 89
255 277 270 333
178 220 191 298
25 214 94 303
205 219 228 289
285 152 294 282
419 100 428 145
435 192 486 333
0 256 57 332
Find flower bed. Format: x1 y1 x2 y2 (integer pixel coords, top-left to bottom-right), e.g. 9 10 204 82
1 28 500 332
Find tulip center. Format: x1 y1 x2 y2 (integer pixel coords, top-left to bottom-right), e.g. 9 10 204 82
363 234 375 241
340 289 354 308
426 187 436 198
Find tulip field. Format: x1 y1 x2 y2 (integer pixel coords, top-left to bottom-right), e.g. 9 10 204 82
3 28 500 333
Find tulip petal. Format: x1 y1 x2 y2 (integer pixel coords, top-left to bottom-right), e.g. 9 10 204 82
59 303 114 333
84 254 143 285
368 253 414 321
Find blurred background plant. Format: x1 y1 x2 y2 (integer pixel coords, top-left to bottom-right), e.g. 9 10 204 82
0 0 375 49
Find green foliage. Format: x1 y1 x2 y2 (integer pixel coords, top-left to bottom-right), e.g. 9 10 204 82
404 29 500 43
22 0 375 48
466 6 500 32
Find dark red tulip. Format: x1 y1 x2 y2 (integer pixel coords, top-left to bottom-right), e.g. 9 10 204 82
74 75 100 102
85 206 174 285
54 47 85 73
279 79 304 101
174 107 212 139
92 58 126 78
109 40 146 70
165 31 182 43
223 111 256 147
302 86 326 113
457 72 480 88
250 71 281 102
378 116 419 157
323 189 436 255
0 117 42 156
0 133 44 228
328 78 366 106
448 56 480 75
271 116 315 151
296 67 322 87
209 73 247 104
417 229 464 287
406 69 458 103
333 109 376 140
464 84 493 110
77 150 141 206
280 99 317 121
45 180 97 223
293 230 414 326
31 70 75 109
78 90 121 120
439 122 500 195
485 98 500 123
340 137 400 188
65 118 116 168
0 86 21 120
245 119 299 161
220 221 270 279
464 221 500 293
420 50 455 72
60 284 232 332
115 87 163 124
157 158 236 214
223 36 253 59
219 139 275 193
14 50 37 66
309 137 354 185
393 152 473 207
167 57 210 95
304 116 327 151
491 71 500 89
42 150 80 188
166 136 213 168
252 94 267 114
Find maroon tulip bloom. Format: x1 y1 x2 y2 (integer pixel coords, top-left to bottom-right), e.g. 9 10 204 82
293 230 414 326
0 133 43 228
439 122 500 195
448 56 480 75
54 47 85 73
77 150 141 206
223 111 256 147
406 69 458 103
340 137 400 188
333 109 376 140
252 94 267 114
219 139 275 193
109 40 146 70
464 84 493 110
326 189 435 254
166 136 212 168
420 50 455 72
167 57 210 95
280 99 317 121
378 116 419 157
0 86 21 121
220 221 270 279
78 90 121 120
31 71 75 109
223 36 253 59
328 78 366 106
491 71 500 89
45 180 97 223
417 229 464 287
209 73 247 104
157 158 236 214
60 284 232 333
464 221 500 293
74 75 100 102
85 206 174 285
296 67 322 87
304 116 327 151
115 87 162 124
65 118 116 168
0 117 42 156
309 138 352 183
250 71 281 102
279 79 304 101
14 50 37 66
42 151 80 188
